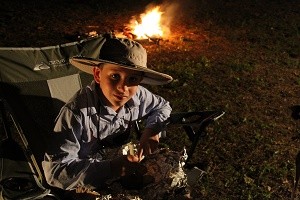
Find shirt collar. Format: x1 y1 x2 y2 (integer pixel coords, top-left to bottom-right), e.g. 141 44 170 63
126 87 141 109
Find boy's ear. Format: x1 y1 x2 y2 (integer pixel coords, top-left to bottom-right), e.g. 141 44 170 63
93 67 101 83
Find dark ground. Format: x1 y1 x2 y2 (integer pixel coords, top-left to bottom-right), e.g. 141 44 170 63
1 0 300 199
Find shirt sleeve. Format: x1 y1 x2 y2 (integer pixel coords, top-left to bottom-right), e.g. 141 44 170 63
42 105 113 190
136 86 172 133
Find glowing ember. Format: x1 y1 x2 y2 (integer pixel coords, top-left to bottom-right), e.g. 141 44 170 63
130 6 164 39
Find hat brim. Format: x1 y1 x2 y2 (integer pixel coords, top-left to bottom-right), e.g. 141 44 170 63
70 57 173 85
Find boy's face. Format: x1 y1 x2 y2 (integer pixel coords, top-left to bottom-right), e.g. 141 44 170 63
93 63 143 111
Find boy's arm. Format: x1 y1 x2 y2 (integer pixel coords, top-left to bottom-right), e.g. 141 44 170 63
42 107 112 190
42 106 143 190
137 86 172 131
136 86 172 158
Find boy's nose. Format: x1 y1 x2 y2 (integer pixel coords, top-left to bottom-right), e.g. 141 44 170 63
117 80 128 93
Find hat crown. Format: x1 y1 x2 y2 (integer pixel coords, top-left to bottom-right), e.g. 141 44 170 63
99 38 147 68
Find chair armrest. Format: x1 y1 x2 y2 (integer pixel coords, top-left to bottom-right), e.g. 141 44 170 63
167 110 225 126
166 110 225 164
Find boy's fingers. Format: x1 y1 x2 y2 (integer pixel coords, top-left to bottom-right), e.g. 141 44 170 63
127 155 139 162
138 148 144 161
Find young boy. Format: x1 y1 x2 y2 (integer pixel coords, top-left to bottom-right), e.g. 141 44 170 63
42 35 173 191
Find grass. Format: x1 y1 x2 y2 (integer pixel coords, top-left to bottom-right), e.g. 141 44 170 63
151 2 300 196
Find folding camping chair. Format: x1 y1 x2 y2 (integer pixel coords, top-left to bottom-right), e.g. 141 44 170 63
0 34 224 199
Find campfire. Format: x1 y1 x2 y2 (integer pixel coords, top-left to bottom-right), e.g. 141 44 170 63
119 6 171 44
84 3 181 45
128 6 163 39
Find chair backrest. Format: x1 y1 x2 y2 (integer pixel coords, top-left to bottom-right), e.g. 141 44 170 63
0 36 105 199
0 36 104 164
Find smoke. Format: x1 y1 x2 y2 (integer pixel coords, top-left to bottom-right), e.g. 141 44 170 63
160 0 200 21
153 0 200 37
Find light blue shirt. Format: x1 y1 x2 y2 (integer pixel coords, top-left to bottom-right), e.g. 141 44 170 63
42 81 172 190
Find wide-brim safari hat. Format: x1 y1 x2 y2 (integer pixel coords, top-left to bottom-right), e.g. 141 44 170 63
69 35 173 85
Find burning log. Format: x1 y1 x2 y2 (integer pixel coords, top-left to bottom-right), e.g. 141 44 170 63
121 27 137 40
145 34 163 45
117 29 163 45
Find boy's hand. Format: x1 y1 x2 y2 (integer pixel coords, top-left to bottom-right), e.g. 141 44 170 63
138 128 159 160
110 155 146 178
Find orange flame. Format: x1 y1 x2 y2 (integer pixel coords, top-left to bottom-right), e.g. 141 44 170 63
129 6 164 39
